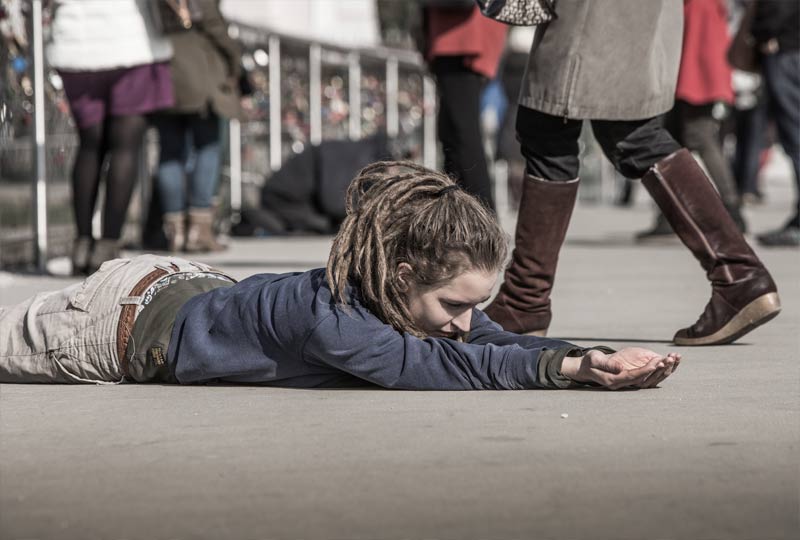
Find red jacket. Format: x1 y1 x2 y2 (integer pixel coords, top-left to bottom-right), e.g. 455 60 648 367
426 6 508 79
675 0 734 105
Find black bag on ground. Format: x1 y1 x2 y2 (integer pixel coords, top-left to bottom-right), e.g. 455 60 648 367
259 135 393 234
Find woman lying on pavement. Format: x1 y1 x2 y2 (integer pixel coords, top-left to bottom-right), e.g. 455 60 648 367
0 161 680 389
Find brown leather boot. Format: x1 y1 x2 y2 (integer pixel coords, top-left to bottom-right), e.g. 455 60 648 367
162 211 186 253
185 207 226 253
642 148 781 345
483 175 579 335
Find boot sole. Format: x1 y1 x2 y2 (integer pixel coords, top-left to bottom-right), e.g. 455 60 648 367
673 292 781 346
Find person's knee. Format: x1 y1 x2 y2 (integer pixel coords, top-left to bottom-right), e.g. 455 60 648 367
516 108 581 180
78 125 104 151
680 123 717 152
593 120 680 178
108 115 147 150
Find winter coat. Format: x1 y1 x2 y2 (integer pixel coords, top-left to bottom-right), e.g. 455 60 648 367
425 5 508 79
752 0 800 52
519 0 683 120
166 0 242 119
47 0 173 71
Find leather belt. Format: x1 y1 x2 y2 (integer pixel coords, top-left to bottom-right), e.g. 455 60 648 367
116 264 178 377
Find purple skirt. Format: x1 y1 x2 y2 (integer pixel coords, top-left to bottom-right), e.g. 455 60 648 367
59 62 174 129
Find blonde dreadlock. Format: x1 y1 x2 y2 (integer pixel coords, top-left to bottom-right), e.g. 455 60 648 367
326 160 508 337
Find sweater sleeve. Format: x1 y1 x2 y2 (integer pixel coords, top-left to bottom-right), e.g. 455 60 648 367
467 310 617 389
302 306 568 390
198 0 241 78
467 309 576 349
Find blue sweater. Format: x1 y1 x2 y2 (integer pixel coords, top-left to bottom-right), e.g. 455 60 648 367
167 268 577 389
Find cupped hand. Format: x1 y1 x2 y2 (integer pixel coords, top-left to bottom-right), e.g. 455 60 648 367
568 347 681 390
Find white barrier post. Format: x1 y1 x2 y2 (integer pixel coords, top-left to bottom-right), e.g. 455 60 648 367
31 0 48 273
309 44 322 146
423 74 437 169
268 35 282 171
229 118 242 223
386 56 399 139
348 52 361 141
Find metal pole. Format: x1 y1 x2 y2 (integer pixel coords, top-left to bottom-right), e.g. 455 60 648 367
348 52 361 141
309 44 322 146
228 118 242 223
493 159 509 217
268 35 282 171
31 0 48 272
422 74 437 169
386 56 398 138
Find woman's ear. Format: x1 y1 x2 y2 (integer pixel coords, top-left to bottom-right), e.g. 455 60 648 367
396 262 413 292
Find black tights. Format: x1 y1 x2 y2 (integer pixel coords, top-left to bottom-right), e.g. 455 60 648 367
72 115 147 239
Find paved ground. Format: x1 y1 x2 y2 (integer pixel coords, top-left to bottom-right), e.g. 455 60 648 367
1 182 798 539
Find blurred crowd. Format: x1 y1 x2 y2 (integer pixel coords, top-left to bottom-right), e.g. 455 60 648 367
0 0 797 276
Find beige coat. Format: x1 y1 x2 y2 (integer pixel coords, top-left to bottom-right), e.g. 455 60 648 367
519 0 683 120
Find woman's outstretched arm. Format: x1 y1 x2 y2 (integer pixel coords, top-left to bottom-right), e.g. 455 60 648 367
302 307 679 391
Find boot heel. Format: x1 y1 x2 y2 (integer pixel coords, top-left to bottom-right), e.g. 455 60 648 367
674 292 782 346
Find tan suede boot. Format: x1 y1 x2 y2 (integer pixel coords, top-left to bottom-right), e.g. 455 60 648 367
185 207 225 253
642 148 781 345
71 236 93 276
162 211 186 253
87 238 121 275
483 175 579 335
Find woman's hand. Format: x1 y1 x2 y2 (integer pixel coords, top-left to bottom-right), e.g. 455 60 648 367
561 347 681 390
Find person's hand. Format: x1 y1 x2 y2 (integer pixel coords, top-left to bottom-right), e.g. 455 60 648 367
561 347 681 390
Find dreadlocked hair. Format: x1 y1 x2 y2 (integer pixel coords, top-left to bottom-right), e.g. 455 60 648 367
326 160 508 337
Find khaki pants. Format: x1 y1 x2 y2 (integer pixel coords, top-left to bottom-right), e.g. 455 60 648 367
0 254 215 383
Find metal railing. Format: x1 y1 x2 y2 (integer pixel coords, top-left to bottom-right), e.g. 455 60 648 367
226 21 436 223
0 4 436 270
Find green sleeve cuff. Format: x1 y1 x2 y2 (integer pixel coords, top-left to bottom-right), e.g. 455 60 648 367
537 345 617 389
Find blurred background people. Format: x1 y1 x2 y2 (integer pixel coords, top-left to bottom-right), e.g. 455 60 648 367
638 0 746 241
47 0 174 274
151 0 242 253
730 70 771 205
484 0 780 346
750 0 800 247
421 0 508 210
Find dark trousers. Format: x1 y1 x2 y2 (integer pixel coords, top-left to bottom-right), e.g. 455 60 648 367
733 96 770 198
762 50 800 227
665 101 740 208
432 56 494 209
516 106 681 182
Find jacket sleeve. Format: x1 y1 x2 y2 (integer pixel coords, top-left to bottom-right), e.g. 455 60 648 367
467 309 577 349
466 309 594 388
302 306 574 390
751 0 799 45
198 0 241 78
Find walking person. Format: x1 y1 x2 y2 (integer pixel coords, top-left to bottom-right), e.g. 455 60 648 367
48 0 174 274
484 0 780 345
638 0 747 240
422 1 508 210
0 161 679 390
152 0 242 253
751 0 800 247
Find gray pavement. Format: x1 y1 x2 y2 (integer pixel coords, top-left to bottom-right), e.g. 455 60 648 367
1 192 799 539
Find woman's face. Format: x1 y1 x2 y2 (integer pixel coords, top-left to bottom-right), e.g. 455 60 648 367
401 265 498 338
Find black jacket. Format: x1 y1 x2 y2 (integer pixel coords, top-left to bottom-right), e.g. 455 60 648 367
752 0 800 52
